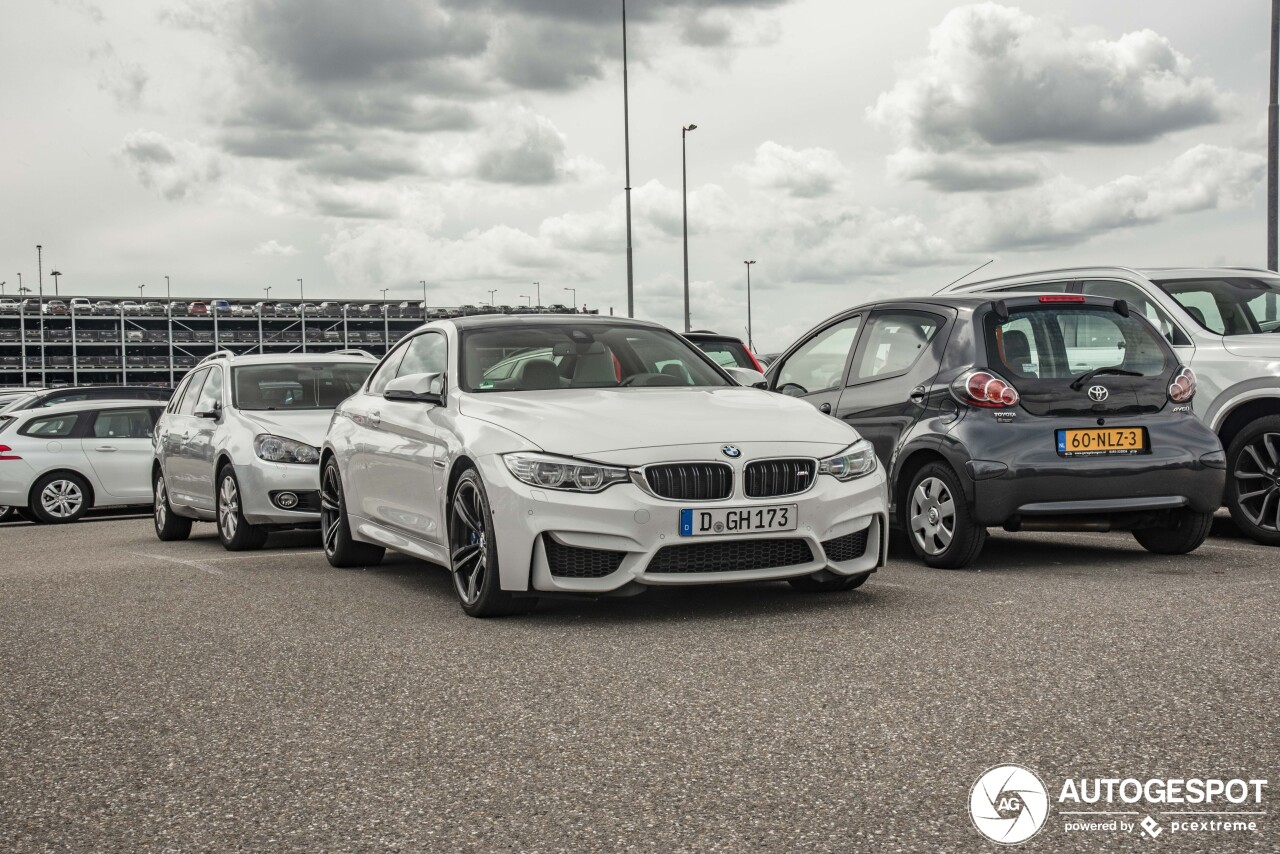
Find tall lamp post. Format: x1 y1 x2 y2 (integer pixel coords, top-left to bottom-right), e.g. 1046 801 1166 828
519 294 531 306
532 282 540 309
487 289 498 307
681 124 697 331
0 281 5 298
743 260 756 352
50 271 61 297
165 275 171 303
264 286 272 300
298 278 306 351
622 0 636 317
138 284 146 299
420 280 427 319
564 286 577 312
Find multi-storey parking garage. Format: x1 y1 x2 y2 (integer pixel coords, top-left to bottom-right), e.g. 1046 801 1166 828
0 300 583 387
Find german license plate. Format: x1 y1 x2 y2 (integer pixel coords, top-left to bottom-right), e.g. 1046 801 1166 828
679 505 798 537
1056 427 1146 456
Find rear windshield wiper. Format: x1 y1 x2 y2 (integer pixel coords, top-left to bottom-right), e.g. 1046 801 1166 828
1069 366 1144 390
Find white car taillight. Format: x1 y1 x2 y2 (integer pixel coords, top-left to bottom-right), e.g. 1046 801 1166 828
1169 366 1196 403
955 370 1020 408
0 444 21 461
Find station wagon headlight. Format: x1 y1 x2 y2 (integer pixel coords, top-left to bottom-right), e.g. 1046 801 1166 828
504 452 630 493
254 434 320 464
818 440 876 481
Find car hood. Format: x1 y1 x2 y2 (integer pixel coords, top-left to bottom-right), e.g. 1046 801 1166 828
237 410 333 447
1221 334 1280 360
458 387 858 455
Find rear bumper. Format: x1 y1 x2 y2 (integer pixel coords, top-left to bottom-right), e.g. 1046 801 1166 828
946 412 1226 526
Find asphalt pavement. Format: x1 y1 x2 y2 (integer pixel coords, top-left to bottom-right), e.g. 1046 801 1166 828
0 514 1276 852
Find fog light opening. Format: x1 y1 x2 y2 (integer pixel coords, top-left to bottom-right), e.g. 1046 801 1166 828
276 492 299 510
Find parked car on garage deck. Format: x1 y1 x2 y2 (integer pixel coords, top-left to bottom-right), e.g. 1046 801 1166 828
683 331 767 374
767 293 1225 568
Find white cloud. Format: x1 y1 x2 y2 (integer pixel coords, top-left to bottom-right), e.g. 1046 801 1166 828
869 4 1227 191
119 130 223 201
736 141 850 198
949 144 1264 249
253 239 298 257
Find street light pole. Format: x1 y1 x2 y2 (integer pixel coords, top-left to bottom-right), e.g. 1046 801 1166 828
487 289 498 307
532 282 540 309
519 294 531 306
37 246 44 385
622 0 636 318
138 284 146 298
50 271 61 297
420 280 427 319
743 260 756 352
681 124 697 332
165 275 171 302
564 286 577 311
264 286 272 301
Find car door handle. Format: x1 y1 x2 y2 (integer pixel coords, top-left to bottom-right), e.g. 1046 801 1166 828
95 445 118 453
909 386 927 404
369 410 381 427
819 402 832 414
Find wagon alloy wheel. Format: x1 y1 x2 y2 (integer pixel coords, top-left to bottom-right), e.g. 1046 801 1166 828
155 481 167 529
1233 431 1280 532
910 477 955 556
216 468 266 551
42 480 84 519
450 480 488 606
153 474 192 541
447 469 535 618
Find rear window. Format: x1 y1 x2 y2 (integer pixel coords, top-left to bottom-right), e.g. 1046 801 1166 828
692 339 755 369
1151 276 1280 335
987 306 1170 380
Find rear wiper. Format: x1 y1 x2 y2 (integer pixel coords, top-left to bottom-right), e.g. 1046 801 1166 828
1069 366 1143 390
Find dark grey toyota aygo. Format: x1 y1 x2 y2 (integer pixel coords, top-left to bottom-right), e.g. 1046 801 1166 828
767 293 1226 568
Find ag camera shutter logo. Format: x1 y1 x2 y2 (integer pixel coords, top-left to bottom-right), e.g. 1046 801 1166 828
969 764 1050 845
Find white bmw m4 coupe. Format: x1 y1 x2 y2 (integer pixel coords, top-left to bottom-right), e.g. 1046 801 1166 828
321 315 888 617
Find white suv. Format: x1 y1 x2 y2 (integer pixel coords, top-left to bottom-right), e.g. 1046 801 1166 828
152 350 376 550
941 267 1280 544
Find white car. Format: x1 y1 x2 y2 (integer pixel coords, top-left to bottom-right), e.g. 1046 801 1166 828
0 399 166 524
151 351 377 549
321 316 889 617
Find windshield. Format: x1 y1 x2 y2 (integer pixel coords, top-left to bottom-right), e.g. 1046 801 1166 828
1151 276 1280 334
987 305 1170 380
461 324 731 392
232 362 374 410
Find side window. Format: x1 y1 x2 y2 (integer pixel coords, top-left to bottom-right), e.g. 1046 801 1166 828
1080 280 1188 345
995 281 1073 293
176 369 208 415
396 333 447 378
368 342 411 394
193 367 224 414
20 412 82 438
775 316 861 394
91 408 156 439
852 312 941 381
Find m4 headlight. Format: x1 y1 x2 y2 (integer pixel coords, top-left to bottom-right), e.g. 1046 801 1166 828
504 452 630 493
818 440 876 481
254 434 320 464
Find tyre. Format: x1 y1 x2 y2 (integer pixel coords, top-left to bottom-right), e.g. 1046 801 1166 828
1224 415 1280 546
904 462 986 569
0 506 13 524
29 472 91 524
448 468 536 618
215 467 267 551
153 473 192 542
319 457 384 569
788 570 872 592
1133 509 1214 555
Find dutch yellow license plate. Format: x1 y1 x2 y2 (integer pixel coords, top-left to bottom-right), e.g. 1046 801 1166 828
1056 427 1146 456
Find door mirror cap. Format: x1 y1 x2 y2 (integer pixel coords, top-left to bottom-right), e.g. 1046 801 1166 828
195 403 221 420
724 367 768 389
384 372 446 405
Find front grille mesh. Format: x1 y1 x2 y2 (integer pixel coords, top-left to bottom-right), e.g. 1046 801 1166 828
821 528 869 562
744 459 816 498
544 536 626 579
644 463 733 501
646 538 813 574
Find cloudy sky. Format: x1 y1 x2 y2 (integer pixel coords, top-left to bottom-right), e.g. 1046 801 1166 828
1 0 1272 350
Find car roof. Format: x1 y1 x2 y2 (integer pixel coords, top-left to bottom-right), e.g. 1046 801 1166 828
447 314 666 331
11 399 165 417
196 352 376 366
949 265 1280 292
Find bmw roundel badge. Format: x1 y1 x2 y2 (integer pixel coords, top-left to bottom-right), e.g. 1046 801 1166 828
722 445 741 458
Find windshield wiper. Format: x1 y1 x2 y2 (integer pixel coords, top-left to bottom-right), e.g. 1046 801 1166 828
1069 366 1143 390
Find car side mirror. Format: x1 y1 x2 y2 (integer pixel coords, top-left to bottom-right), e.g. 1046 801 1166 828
385 372 446 405
195 402 221 420
724 367 768 389
779 383 808 397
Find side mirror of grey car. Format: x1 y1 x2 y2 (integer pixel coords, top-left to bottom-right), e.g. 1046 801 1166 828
724 367 768 389
385 372 446 405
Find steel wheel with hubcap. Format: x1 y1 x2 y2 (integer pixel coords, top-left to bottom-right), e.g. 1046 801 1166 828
904 463 986 569
1225 416 1280 546
153 473 192 541
319 458 384 568
448 468 535 618
30 473 90 524
216 467 266 551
